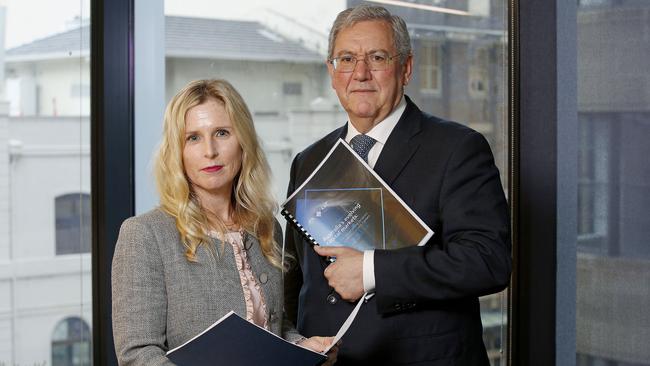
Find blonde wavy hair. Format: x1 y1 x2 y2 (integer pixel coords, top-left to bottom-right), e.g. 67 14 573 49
154 79 283 268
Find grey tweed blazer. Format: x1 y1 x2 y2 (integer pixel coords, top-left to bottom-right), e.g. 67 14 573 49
112 208 301 366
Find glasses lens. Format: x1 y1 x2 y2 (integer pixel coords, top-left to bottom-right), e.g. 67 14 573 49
333 53 396 72
367 53 389 71
334 57 355 72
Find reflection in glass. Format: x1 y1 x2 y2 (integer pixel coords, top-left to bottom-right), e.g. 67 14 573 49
0 1 92 364
577 1 650 365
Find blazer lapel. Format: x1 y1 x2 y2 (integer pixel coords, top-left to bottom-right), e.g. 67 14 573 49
374 97 423 185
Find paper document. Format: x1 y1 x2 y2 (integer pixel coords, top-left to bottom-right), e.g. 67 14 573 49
282 139 433 251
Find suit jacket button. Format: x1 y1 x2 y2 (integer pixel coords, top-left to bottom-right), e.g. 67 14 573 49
259 273 268 284
394 303 402 310
327 294 337 305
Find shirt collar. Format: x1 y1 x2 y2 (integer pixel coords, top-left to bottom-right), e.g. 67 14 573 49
345 96 407 145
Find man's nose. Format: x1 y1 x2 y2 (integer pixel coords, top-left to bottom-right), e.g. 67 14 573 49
352 58 371 81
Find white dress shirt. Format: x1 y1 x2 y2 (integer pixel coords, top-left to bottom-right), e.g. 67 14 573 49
344 97 407 293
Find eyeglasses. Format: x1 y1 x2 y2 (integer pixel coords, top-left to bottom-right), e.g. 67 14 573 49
329 52 402 73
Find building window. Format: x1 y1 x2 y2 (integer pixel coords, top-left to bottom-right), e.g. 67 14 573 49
55 193 91 255
577 115 609 253
254 110 280 117
51 317 91 366
419 41 442 94
578 0 611 7
283 82 302 96
469 47 489 98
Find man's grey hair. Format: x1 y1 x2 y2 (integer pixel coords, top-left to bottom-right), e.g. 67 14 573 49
328 4 412 64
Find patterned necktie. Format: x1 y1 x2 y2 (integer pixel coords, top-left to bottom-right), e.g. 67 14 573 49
350 134 377 163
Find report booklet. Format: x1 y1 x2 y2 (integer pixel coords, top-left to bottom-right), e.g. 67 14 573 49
281 138 433 251
166 311 327 366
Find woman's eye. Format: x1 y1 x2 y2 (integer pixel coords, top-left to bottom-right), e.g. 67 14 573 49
215 129 229 137
186 135 198 142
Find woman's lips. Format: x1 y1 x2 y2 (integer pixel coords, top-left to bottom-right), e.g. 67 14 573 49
201 165 223 173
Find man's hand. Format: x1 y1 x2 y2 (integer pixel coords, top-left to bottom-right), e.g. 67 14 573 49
298 336 339 365
314 246 364 301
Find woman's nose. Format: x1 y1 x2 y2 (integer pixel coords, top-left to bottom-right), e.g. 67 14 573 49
203 141 217 158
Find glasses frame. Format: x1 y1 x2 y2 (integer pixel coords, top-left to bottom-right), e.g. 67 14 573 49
329 52 403 73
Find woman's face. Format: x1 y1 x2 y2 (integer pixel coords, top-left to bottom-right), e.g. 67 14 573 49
182 98 243 201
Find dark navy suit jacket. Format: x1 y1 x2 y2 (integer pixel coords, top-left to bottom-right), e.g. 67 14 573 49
284 96 511 365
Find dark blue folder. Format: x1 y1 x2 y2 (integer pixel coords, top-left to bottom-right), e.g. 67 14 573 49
167 311 326 366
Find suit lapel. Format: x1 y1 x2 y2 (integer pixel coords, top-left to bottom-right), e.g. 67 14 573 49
300 125 347 182
333 124 348 144
374 97 423 185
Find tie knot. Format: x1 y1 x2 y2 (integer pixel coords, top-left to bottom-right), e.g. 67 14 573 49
350 134 377 162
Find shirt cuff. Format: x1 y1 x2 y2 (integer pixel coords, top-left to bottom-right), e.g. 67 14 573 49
363 250 376 293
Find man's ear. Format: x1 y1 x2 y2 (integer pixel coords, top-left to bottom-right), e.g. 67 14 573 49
402 53 414 86
326 60 336 89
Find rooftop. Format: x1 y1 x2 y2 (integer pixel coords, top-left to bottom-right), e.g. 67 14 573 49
6 16 323 63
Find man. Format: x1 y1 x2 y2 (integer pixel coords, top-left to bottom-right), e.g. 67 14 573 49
284 5 511 365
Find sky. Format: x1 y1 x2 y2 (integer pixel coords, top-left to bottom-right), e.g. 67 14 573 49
2 0 91 48
1 0 345 49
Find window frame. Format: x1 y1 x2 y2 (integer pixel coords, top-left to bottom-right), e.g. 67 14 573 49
508 0 578 365
91 0 135 365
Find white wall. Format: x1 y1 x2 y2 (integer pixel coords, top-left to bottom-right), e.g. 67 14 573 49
0 116 91 365
8 118 90 259
7 59 90 117
0 102 9 260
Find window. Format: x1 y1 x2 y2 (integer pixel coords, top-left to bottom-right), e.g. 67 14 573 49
55 193 91 255
577 115 609 254
576 2 650 364
1 1 92 365
144 2 509 365
282 82 302 96
469 47 489 98
419 41 442 94
51 317 91 366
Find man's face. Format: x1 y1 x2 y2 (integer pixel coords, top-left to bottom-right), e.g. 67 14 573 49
328 20 412 129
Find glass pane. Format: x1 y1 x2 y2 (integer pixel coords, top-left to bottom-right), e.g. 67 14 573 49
0 1 92 365
577 1 650 365
158 1 509 364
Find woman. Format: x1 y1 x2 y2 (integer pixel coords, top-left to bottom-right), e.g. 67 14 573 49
112 79 336 365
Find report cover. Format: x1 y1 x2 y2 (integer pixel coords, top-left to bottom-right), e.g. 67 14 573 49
166 311 327 366
282 139 433 250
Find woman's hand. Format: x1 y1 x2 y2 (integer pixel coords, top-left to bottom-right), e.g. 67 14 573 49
298 336 339 365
